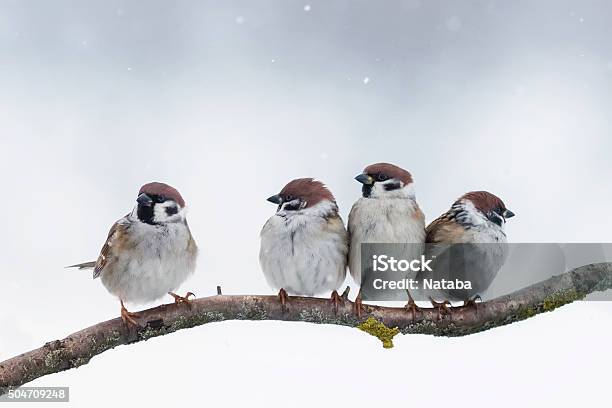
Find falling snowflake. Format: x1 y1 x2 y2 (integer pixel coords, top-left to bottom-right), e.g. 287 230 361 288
235 16 245 24
363 77 370 85
127 67 132 71
304 4 311 12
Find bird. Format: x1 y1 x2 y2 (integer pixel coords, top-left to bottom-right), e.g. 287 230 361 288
68 182 198 327
259 178 348 307
416 190 515 316
348 163 426 313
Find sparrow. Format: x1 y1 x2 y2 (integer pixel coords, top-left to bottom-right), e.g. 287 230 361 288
68 182 198 326
417 190 515 315
348 163 426 311
259 178 348 306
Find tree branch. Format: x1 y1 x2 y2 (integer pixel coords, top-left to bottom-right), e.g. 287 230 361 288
1 262 611 393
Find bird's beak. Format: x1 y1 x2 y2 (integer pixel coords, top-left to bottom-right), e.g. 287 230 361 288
503 209 515 219
355 173 374 185
267 194 283 205
137 193 153 207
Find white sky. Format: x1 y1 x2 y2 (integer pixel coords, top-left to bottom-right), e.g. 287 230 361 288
1 1 611 406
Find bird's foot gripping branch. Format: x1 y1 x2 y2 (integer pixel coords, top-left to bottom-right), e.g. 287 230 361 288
1 262 611 394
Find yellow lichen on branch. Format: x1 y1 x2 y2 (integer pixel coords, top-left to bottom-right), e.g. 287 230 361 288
357 317 400 348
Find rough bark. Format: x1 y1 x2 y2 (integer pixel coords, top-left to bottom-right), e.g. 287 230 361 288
1 262 611 394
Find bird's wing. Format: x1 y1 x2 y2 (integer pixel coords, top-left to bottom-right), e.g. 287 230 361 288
260 217 275 237
66 218 130 278
325 212 349 246
324 212 347 233
412 204 426 225
421 213 465 276
425 213 465 244
91 218 130 279
184 220 198 256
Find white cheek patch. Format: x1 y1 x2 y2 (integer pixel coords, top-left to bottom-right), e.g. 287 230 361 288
462 200 489 227
401 182 416 199
369 182 387 197
153 201 185 223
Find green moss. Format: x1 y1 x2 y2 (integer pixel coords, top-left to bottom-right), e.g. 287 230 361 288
357 317 400 349
395 292 584 338
138 325 162 341
299 308 324 322
137 311 226 341
105 331 122 345
44 348 68 369
236 300 267 320
591 273 612 293
70 357 91 367
518 306 537 320
297 309 359 327
542 289 584 311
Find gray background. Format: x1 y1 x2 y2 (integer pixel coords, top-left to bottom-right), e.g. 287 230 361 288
1 1 611 406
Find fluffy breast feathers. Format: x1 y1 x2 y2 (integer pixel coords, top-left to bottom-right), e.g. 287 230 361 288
259 200 348 296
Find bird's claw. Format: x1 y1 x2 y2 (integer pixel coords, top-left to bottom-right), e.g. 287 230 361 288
429 297 452 320
354 290 363 318
460 295 482 314
330 290 343 313
120 300 140 328
169 291 196 308
405 291 421 321
278 288 289 307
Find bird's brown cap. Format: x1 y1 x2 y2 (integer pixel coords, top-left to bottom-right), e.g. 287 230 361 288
139 182 185 207
363 163 413 185
278 178 335 208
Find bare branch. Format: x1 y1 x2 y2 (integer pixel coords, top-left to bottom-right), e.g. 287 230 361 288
1 262 611 393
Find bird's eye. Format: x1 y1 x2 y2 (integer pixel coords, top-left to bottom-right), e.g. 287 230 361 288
157 195 166 203
377 174 388 181
285 195 293 201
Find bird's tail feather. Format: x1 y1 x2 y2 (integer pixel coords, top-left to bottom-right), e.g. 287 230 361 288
66 261 96 269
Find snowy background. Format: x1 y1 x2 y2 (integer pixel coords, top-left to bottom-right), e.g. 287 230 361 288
1 0 612 406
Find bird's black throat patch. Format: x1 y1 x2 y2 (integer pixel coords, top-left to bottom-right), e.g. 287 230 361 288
362 184 373 198
136 193 174 225
137 203 156 225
